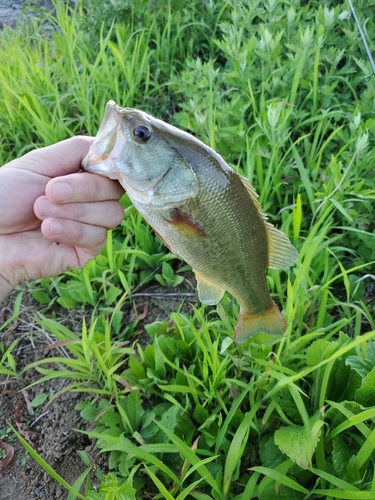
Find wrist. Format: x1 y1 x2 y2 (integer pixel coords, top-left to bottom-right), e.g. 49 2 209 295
0 273 14 304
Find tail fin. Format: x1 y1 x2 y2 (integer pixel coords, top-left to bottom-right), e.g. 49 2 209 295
235 300 287 344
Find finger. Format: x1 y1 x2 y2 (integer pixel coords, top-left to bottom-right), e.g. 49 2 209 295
34 197 124 229
45 172 125 204
8 136 95 177
41 217 108 253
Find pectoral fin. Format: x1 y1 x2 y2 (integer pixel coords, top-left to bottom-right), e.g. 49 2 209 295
195 272 225 305
166 208 206 241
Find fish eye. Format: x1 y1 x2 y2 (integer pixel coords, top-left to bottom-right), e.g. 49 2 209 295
133 124 152 143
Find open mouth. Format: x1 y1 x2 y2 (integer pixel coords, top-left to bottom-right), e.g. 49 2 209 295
81 102 124 179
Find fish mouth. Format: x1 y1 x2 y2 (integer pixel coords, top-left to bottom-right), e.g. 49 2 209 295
81 101 124 179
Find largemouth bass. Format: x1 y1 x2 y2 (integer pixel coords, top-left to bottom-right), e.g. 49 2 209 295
82 101 298 343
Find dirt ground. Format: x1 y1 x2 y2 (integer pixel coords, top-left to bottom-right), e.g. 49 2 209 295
0 290 101 500
0 280 196 499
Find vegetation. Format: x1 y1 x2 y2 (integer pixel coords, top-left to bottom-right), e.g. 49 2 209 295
1 0 375 498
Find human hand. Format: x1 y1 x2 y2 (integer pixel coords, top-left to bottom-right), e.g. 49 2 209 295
0 136 125 302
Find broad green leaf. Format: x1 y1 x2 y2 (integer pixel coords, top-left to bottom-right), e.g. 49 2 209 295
127 355 146 380
100 410 122 428
274 412 324 469
354 366 375 406
108 450 121 470
344 455 361 485
30 291 50 304
275 426 310 469
306 339 338 366
118 390 144 431
332 435 352 478
140 412 159 439
194 404 209 425
105 286 122 305
30 392 49 408
57 296 76 309
162 261 174 279
160 405 179 432
172 275 184 286
346 355 374 378
259 434 284 468
80 404 100 423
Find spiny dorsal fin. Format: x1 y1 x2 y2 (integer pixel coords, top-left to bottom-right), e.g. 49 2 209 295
239 175 265 217
239 175 298 270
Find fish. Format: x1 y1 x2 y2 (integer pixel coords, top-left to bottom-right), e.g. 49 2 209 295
81 100 298 343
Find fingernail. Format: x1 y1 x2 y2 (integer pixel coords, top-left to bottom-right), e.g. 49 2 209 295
39 199 57 217
49 220 64 237
52 182 73 202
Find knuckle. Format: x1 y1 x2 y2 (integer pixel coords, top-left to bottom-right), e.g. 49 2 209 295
97 227 107 246
110 202 125 228
99 201 124 229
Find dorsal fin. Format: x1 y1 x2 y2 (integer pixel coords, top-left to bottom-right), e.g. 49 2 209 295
239 175 298 270
239 175 265 217
265 222 299 269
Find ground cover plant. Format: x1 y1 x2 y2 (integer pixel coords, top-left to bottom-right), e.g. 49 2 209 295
0 0 375 498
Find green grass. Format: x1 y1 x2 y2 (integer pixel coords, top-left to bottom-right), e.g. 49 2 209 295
1 0 375 498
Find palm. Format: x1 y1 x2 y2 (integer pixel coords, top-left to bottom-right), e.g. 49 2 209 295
0 167 92 283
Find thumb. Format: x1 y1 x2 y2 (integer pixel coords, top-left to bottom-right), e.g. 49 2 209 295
8 136 95 177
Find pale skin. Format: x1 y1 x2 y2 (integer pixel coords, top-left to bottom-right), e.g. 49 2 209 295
0 136 125 304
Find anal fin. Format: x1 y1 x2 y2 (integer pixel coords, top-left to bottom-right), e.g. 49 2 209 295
235 300 287 344
195 272 225 305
